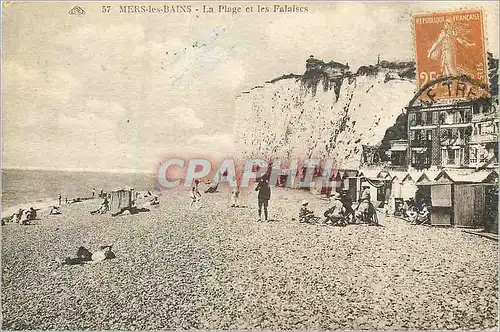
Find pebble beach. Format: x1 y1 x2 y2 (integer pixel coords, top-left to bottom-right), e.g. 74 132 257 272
1 186 498 330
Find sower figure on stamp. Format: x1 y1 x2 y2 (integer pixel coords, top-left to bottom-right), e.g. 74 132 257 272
255 176 271 222
427 18 476 77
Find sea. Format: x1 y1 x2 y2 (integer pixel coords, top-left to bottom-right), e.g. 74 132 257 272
1 169 158 215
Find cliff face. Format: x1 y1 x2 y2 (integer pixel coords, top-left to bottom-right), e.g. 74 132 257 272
235 57 416 168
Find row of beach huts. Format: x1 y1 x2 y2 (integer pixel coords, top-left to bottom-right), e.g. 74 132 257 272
308 168 498 232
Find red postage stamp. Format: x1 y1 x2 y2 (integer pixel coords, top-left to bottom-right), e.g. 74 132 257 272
413 9 488 100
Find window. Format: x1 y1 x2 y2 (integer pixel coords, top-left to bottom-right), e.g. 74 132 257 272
454 111 464 124
478 124 482 135
447 149 455 164
432 111 439 124
472 104 480 114
426 112 432 125
415 130 423 141
426 130 433 141
465 110 472 122
470 148 477 164
439 112 446 124
409 113 416 126
416 113 422 126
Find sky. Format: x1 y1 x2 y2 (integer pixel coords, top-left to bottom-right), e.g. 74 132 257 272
2 1 499 173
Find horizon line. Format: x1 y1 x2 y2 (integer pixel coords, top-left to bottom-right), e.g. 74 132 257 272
1 165 156 175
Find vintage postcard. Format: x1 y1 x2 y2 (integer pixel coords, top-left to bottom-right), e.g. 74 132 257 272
1 1 499 331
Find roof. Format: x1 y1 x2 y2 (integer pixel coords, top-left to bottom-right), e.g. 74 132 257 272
389 171 409 182
415 171 439 185
112 186 135 192
434 169 498 183
377 170 393 179
401 172 421 183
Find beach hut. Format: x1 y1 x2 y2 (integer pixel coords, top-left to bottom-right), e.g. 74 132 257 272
359 169 391 207
415 171 439 207
429 170 498 228
109 186 135 214
400 172 420 201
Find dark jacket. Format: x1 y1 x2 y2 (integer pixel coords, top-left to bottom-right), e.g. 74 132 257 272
256 181 271 200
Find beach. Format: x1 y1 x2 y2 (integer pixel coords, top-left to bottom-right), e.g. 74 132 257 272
1 186 498 330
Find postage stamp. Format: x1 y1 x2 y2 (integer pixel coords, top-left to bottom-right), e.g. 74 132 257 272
413 9 488 100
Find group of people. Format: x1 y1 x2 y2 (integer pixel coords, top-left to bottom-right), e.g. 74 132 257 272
90 190 160 216
190 176 379 226
400 198 430 225
299 189 379 226
1 207 39 225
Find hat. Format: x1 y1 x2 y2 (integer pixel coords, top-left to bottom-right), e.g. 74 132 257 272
331 192 341 200
301 200 309 206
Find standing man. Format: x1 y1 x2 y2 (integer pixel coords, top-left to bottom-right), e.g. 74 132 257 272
340 189 354 223
58 193 62 206
255 176 271 221
230 185 240 207
194 180 202 199
92 188 95 198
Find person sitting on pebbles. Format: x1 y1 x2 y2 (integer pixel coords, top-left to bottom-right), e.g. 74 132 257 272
324 192 346 226
299 200 316 223
90 197 109 215
150 195 160 206
29 207 39 220
412 202 430 225
406 205 418 223
58 245 115 265
20 209 33 225
2 214 14 225
50 206 62 215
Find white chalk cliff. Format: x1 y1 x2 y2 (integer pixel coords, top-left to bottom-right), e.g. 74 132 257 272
235 56 418 168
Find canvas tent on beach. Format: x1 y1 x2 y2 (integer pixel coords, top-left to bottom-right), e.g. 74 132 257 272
109 186 135 214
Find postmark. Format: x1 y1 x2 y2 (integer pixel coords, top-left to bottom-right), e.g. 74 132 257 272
413 9 488 101
408 74 491 107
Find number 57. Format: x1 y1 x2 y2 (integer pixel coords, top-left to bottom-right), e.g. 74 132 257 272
102 6 111 13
